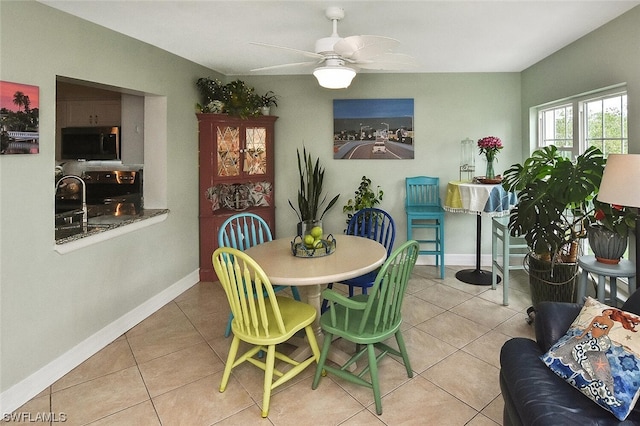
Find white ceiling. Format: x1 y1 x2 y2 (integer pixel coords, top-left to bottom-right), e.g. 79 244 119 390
40 0 640 75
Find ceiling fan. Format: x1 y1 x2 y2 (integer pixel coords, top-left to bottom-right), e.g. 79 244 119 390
250 6 417 89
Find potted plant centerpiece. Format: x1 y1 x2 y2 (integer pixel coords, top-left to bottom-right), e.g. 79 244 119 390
342 176 384 230
501 145 605 307
587 199 637 264
289 147 340 237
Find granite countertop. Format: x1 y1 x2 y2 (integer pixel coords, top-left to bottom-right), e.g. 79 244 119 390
55 209 169 244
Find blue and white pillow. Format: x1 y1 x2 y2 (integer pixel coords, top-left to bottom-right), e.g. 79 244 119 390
542 297 640 420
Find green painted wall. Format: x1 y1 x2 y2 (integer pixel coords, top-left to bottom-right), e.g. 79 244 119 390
7 0 636 409
521 5 640 155
243 73 522 252
0 0 214 396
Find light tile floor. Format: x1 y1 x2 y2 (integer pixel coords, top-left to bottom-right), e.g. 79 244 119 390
10 265 537 425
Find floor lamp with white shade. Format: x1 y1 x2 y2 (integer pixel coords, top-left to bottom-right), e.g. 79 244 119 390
596 154 640 292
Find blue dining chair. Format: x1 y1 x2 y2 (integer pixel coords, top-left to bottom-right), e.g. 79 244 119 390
405 176 445 278
321 208 395 312
218 212 301 337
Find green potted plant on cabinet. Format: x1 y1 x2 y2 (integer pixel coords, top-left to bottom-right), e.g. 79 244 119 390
289 147 340 236
501 145 605 307
342 176 384 228
259 91 278 115
195 77 268 118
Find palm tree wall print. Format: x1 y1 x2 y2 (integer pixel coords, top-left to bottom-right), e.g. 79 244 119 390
1 81 40 155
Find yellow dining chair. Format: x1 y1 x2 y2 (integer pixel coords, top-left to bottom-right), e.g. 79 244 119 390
312 240 420 415
212 246 320 418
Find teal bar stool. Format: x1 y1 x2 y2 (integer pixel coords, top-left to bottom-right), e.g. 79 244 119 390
405 176 445 278
577 255 636 306
491 215 528 306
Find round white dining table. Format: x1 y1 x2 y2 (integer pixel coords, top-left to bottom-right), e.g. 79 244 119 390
244 234 387 365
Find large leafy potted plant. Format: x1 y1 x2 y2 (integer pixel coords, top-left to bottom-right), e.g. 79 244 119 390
501 145 605 307
342 176 384 228
289 147 340 235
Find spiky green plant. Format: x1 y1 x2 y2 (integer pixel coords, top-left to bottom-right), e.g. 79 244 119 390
288 147 340 222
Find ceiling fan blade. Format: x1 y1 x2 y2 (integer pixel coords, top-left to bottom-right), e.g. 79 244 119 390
355 53 419 71
249 42 323 60
333 35 399 60
250 60 321 72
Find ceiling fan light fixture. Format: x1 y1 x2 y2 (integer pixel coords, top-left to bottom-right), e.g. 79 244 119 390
313 66 356 89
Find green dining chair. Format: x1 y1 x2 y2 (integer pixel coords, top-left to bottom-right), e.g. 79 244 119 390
312 240 420 415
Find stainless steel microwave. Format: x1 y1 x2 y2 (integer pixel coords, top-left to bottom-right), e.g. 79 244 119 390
61 126 120 160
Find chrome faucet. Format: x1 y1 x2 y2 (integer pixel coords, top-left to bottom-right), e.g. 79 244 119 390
55 175 87 230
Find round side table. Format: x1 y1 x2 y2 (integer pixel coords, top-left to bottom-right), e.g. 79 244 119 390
577 255 636 306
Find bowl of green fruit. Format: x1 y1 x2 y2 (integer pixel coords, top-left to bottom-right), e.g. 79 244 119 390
291 225 336 257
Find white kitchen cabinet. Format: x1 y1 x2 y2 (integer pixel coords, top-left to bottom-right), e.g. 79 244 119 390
64 100 121 127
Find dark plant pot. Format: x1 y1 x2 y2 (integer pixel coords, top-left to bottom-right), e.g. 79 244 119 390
587 224 628 264
525 254 579 309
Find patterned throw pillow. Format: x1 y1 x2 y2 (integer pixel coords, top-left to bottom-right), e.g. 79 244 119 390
541 297 640 420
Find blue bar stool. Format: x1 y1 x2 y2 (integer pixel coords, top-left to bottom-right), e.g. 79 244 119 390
405 176 446 279
491 216 528 306
577 255 636 306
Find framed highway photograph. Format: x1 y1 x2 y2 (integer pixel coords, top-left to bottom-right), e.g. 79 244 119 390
333 98 414 160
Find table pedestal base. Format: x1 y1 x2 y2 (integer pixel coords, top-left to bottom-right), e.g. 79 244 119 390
284 284 356 372
455 214 503 286
456 269 500 286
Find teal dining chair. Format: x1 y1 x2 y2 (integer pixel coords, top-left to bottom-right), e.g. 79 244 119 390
405 176 445 278
218 212 301 337
312 240 420 415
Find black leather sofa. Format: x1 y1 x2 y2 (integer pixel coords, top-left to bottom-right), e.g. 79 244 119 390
500 290 640 425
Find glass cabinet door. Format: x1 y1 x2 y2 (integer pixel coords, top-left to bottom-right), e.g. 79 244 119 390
244 127 267 176
216 126 240 177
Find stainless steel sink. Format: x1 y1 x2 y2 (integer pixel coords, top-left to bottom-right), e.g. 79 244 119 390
55 209 84 226
55 210 85 239
56 211 143 241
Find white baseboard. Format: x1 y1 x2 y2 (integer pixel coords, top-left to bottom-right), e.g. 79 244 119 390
417 253 494 268
0 269 199 415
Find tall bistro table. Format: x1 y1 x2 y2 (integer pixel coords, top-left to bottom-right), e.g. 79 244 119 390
445 180 517 285
244 234 387 365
